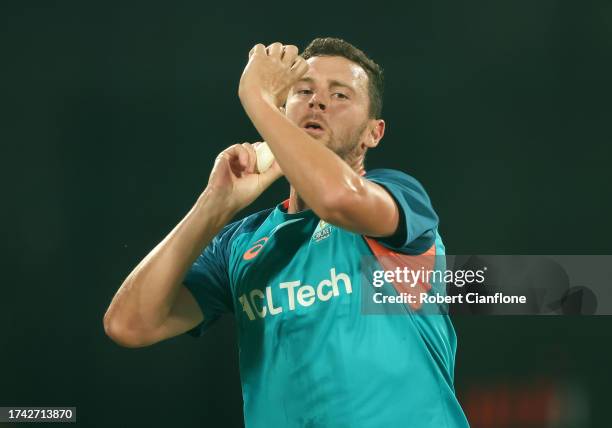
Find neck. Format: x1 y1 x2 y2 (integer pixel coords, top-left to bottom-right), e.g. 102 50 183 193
287 187 308 214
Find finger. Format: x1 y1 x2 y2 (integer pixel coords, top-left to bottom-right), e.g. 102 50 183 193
290 56 309 78
282 45 298 64
266 42 283 58
241 142 257 173
224 144 250 171
290 56 305 70
237 145 250 170
249 43 266 59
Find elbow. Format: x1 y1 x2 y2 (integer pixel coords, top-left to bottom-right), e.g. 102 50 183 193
103 312 149 349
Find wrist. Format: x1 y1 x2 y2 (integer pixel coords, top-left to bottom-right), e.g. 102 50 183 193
196 188 239 226
239 84 278 113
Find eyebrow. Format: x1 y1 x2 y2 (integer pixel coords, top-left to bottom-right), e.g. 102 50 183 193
296 77 355 93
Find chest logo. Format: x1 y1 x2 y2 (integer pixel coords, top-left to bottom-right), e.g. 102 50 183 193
312 220 332 243
238 267 353 321
243 237 269 260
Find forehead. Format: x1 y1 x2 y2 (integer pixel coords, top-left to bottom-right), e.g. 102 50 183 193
302 56 369 93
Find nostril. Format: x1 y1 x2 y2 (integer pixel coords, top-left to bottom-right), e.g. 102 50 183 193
308 101 326 111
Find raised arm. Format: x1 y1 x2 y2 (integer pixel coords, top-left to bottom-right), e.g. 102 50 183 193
238 43 399 238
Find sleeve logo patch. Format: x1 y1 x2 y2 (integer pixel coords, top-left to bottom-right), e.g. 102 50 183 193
243 237 269 260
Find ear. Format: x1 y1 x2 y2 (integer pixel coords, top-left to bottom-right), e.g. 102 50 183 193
364 119 385 149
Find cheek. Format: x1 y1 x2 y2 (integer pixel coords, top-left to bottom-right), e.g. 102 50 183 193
333 101 365 117
333 106 366 131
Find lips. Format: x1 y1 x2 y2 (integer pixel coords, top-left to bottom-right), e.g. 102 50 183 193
304 127 325 137
302 119 326 137
303 120 324 130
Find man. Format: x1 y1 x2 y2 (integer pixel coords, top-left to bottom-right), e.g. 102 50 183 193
104 37 469 427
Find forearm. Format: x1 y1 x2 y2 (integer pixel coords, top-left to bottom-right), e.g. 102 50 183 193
242 95 361 217
104 189 234 336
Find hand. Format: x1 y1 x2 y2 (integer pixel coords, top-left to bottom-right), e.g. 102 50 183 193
238 42 309 109
205 142 283 214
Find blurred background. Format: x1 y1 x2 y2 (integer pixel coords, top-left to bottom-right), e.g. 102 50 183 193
2 1 611 427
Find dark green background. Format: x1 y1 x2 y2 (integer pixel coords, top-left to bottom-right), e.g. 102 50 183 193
2 1 611 427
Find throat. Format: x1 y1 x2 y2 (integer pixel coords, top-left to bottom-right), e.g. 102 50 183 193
288 187 310 214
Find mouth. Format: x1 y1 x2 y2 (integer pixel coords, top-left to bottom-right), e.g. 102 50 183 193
302 120 326 136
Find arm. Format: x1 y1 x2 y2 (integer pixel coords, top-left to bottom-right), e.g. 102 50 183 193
103 191 231 348
242 95 398 237
238 43 399 237
103 143 282 348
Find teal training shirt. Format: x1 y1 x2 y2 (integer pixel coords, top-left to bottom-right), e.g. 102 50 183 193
183 168 469 428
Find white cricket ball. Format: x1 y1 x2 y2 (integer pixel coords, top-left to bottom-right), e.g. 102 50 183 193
255 142 275 173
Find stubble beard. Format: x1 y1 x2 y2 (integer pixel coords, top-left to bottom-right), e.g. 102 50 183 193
326 120 369 169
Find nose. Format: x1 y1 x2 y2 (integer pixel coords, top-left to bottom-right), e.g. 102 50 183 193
308 93 327 111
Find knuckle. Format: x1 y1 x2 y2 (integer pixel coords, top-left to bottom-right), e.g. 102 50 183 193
251 44 265 55
223 144 240 156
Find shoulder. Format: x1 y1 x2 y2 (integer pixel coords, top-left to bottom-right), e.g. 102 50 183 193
217 207 275 243
365 168 431 196
364 168 440 252
366 168 424 185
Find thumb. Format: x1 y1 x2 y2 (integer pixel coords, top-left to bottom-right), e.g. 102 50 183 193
258 159 283 188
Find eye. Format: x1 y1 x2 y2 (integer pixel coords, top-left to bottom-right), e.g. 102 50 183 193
332 92 348 99
297 89 313 95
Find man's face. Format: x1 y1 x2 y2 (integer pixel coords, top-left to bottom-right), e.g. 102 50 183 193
285 56 372 160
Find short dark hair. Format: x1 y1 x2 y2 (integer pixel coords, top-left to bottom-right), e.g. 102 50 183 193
301 37 384 119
